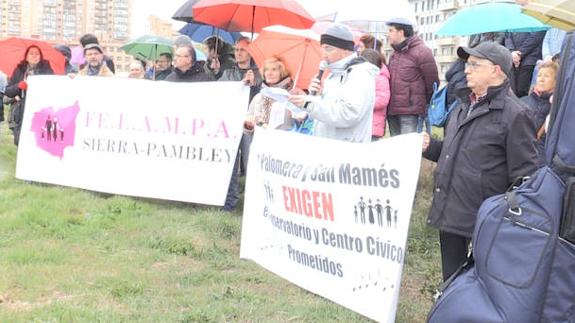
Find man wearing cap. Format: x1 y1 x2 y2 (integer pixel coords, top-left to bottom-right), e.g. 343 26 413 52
422 42 538 281
53 45 78 74
288 24 378 143
386 18 439 136
77 43 114 77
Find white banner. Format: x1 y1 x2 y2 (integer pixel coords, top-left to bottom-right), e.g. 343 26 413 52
240 129 422 322
16 76 248 205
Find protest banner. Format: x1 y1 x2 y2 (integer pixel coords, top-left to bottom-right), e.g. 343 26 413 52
240 129 422 322
16 75 248 205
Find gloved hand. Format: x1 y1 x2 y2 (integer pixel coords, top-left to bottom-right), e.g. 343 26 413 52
18 81 28 91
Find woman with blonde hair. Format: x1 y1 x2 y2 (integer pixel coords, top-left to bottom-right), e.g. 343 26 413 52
520 60 559 165
244 57 293 130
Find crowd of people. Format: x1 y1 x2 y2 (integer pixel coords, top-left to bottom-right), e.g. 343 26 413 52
0 19 566 282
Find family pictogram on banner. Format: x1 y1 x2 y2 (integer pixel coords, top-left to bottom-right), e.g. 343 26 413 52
354 196 398 228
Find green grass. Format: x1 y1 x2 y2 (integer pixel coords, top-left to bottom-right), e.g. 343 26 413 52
0 123 441 322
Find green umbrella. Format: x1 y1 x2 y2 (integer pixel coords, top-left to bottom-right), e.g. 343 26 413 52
121 35 174 60
121 35 174 80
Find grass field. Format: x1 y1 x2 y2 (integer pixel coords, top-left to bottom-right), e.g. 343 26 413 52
0 124 441 322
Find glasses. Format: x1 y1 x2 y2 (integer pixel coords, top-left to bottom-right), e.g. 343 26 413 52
465 61 494 71
175 54 191 58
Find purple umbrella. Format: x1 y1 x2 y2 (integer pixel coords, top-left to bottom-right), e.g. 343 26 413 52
70 45 85 66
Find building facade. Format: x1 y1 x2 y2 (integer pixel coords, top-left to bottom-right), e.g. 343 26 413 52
411 0 496 80
0 0 133 73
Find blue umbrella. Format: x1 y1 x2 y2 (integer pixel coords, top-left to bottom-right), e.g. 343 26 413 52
437 2 550 36
179 22 242 44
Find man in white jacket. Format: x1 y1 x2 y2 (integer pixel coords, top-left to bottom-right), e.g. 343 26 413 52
289 24 378 143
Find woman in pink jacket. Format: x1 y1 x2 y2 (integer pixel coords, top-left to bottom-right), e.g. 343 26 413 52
361 49 391 140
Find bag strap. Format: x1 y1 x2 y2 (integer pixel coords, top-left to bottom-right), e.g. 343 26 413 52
434 251 474 300
505 176 530 217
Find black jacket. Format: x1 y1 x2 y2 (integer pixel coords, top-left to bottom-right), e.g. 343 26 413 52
424 80 538 237
521 91 552 166
5 60 54 99
445 59 467 107
165 61 215 83
152 68 173 81
504 31 546 67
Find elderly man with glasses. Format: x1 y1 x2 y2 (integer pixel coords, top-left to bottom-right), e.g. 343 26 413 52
422 41 538 282
165 45 214 83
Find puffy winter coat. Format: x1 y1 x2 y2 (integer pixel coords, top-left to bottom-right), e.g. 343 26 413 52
372 64 390 137
305 55 378 143
388 36 439 116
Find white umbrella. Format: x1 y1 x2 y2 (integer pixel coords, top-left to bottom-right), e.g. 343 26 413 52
333 0 416 26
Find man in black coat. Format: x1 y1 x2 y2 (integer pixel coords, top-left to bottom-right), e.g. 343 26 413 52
422 42 538 281
165 45 215 83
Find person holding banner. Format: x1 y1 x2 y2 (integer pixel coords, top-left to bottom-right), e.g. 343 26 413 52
5 45 55 145
288 24 378 143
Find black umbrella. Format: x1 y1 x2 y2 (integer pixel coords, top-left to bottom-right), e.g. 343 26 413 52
172 0 201 23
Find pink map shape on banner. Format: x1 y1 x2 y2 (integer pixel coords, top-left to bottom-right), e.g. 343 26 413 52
30 101 80 159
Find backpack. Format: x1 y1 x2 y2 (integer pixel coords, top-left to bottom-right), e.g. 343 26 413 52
427 82 457 127
427 31 575 323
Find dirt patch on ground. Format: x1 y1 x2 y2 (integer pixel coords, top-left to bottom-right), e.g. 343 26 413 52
0 291 73 312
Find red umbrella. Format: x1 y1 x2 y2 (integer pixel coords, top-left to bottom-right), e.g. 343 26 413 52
192 0 315 33
0 37 66 77
247 25 322 89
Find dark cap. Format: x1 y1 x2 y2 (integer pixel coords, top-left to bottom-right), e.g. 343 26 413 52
457 41 512 77
53 44 71 60
84 43 103 54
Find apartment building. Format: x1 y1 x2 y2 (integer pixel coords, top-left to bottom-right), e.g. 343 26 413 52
0 0 133 72
411 0 495 79
148 15 179 39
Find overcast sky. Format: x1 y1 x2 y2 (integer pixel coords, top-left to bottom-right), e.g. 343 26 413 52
131 0 337 37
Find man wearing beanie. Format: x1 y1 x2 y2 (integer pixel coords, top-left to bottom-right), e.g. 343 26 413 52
422 41 537 282
386 18 438 136
77 43 114 77
289 24 378 143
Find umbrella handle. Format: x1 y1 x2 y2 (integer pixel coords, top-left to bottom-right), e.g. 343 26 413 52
153 44 157 80
251 5 255 41
292 42 309 90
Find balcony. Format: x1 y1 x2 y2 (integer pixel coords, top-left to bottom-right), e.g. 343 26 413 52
436 54 457 64
439 1 458 11
437 36 459 46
